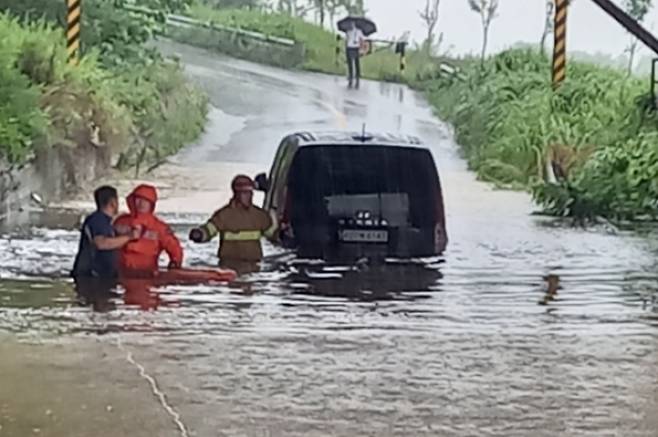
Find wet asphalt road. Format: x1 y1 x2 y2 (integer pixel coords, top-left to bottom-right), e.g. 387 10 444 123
2 41 658 436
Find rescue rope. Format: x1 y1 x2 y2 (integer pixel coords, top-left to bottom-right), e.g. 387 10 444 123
116 336 190 437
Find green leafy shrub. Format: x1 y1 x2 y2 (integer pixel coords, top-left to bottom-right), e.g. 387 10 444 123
419 48 658 220
0 9 207 170
112 60 208 169
0 53 47 163
0 0 191 67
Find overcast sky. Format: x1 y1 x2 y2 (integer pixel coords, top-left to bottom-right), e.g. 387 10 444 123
365 0 658 58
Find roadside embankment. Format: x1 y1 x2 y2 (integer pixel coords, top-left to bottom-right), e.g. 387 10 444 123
173 2 439 83
0 7 208 214
414 48 658 221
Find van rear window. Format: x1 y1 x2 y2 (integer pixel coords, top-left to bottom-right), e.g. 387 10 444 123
288 145 440 226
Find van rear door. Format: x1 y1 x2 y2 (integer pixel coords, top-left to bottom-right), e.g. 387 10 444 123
288 145 441 249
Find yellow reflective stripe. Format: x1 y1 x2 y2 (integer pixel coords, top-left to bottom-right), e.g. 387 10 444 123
222 231 262 241
202 221 218 240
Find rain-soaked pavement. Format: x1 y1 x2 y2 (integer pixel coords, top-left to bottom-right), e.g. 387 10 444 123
2 40 658 436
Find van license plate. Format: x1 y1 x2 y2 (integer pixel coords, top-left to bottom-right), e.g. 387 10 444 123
339 230 389 243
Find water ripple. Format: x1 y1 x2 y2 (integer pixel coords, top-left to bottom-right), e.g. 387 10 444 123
1 214 658 436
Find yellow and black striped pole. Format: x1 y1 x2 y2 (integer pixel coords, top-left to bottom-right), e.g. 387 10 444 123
552 0 567 89
66 0 81 65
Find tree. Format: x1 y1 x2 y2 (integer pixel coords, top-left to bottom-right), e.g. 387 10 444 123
277 0 314 17
345 0 365 15
467 0 498 62
322 0 359 30
318 0 325 26
419 0 441 53
623 0 652 75
540 0 554 56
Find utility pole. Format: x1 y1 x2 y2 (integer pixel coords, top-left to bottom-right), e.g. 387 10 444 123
552 0 568 88
67 0 82 65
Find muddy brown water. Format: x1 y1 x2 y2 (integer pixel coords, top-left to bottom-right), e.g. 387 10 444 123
1 42 658 437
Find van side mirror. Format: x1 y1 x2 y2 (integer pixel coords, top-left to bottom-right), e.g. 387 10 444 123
254 173 269 192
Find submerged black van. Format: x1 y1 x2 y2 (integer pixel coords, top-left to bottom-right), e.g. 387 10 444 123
255 131 447 260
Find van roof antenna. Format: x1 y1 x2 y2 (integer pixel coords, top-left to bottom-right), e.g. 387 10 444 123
353 124 373 142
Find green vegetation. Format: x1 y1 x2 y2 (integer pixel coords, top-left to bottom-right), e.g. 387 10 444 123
417 49 658 221
0 0 190 68
3 0 649 221
0 15 125 164
0 0 208 172
183 1 658 222
187 2 432 82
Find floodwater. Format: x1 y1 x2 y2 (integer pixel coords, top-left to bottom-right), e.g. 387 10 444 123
2 41 658 437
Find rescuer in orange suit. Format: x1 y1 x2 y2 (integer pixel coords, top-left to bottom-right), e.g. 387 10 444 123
189 175 275 273
121 277 182 311
114 184 183 277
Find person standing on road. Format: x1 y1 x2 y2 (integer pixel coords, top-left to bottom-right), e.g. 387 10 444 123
345 21 365 89
71 186 139 284
188 175 275 274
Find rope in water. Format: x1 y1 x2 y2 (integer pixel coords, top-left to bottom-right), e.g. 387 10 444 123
116 336 190 437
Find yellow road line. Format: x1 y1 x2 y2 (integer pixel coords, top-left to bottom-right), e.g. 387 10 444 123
318 100 348 129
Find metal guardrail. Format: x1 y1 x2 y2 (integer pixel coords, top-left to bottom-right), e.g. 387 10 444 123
166 14 297 47
123 4 297 48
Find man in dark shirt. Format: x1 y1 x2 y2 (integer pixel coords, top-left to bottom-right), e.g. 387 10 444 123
72 186 139 280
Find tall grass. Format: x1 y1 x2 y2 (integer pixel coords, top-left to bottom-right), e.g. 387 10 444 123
0 15 117 163
0 12 207 169
420 48 658 220
112 60 209 170
181 4 658 220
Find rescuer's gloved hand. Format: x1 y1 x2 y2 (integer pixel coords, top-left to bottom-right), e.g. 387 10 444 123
130 226 143 241
189 228 204 243
168 261 181 270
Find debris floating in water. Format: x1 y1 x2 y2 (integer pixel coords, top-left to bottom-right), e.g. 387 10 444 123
539 274 561 306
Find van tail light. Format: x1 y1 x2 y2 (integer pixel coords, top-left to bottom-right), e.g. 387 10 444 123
280 187 293 238
434 188 447 253
435 223 447 253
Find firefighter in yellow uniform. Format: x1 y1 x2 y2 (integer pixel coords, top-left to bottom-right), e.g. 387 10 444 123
189 175 276 274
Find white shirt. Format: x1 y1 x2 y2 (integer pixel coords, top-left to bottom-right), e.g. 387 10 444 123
346 28 365 49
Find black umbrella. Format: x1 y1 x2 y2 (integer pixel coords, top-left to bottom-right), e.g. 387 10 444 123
337 16 377 36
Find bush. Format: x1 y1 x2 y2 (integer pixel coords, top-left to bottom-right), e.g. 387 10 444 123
0 11 207 170
112 60 208 169
0 0 191 67
0 53 47 163
0 15 62 163
420 48 658 220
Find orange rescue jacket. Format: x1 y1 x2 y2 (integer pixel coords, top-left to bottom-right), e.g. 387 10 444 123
114 184 183 274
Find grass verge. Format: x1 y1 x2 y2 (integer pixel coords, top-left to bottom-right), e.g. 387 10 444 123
417 48 658 221
0 7 208 174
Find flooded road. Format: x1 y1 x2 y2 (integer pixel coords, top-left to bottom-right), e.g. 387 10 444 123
2 41 658 436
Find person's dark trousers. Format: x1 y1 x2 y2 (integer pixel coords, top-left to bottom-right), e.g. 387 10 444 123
346 47 361 88
73 276 119 313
